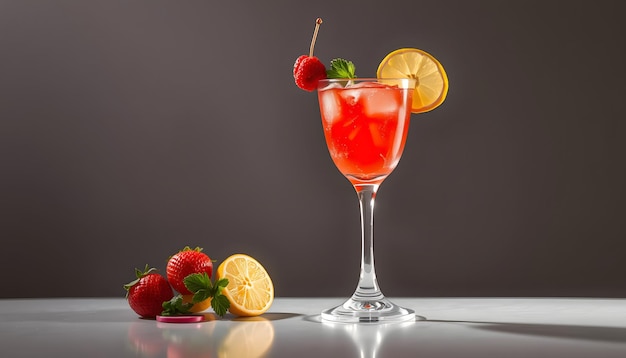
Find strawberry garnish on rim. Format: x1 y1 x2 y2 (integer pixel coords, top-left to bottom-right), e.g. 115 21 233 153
293 18 327 91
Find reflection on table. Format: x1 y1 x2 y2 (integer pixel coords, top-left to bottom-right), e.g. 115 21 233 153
1 298 626 357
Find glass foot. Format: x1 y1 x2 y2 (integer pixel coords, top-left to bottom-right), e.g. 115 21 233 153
321 297 415 323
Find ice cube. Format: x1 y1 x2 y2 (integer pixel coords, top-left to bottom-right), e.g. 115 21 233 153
369 122 386 147
348 126 361 140
319 89 342 124
362 87 401 118
340 89 361 106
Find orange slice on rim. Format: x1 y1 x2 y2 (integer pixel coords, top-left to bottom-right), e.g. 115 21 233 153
377 48 449 113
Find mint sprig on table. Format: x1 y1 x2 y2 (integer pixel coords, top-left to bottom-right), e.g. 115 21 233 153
185 273 230 317
326 58 356 79
161 295 193 316
161 272 230 317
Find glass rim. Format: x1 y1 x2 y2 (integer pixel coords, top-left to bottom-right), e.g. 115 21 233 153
318 77 416 82
317 77 416 90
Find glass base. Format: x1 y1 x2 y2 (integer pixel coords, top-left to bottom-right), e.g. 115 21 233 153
321 297 416 323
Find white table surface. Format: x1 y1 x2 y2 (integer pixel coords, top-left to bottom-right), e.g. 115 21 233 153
1 297 626 357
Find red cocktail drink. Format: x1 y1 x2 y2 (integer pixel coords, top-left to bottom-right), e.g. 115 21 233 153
318 80 413 187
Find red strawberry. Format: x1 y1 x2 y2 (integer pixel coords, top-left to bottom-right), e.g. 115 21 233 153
166 246 213 295
124 265 174 318
293 18 327 91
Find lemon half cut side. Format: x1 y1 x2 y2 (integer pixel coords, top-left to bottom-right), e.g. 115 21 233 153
216 254 274 317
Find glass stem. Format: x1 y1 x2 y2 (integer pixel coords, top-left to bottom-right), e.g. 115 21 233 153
353 183 384 302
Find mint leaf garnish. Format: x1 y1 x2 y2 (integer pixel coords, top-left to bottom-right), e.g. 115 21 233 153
210 278 230 317
179 272 231 317
211 294 230 317
326 58 356 79
192 289 211 303
184 272 211 294
161 295 193 316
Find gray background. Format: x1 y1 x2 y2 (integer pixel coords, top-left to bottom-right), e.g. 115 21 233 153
1 0 625 299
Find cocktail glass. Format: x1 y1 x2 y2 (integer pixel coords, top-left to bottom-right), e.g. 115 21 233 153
317 78 417 323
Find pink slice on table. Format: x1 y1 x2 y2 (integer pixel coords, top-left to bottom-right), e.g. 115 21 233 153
156 315 204 323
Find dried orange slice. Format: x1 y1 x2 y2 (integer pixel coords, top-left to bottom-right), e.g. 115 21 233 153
377 48 449 113
216 254 274 317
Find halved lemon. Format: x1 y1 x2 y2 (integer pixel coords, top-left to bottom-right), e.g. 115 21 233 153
377 48 449 113
216 254 274 317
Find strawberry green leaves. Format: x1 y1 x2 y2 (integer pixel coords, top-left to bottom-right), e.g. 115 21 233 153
326 58 356 79
123 264 157 296
124 264 157 289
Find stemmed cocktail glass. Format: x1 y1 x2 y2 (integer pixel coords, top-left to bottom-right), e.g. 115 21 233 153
317 78 417 323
